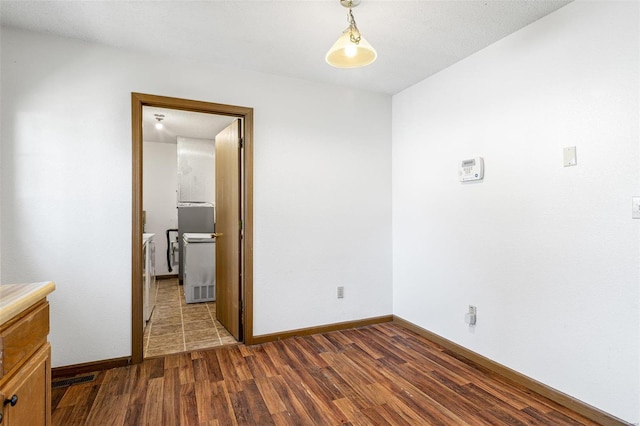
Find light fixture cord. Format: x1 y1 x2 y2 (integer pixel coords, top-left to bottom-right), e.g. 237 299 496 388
347 8 361 45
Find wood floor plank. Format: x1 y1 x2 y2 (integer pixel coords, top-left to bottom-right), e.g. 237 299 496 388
310 333 340 353
387 333 454 369
332 397 369 426
62 384 101 425
210 380 239 426
192 357 213 384
51 324 606 426
381 390 454 426
54 381 97 408
280 364 346 425
216 346 253 394
301 332 331 354
343 328 406 364
123 402 144 426
267 374 316 424
322 330 354 351
391 363 492 426
271 410 300 426
370 323 402 339
51 406 76 426
261 341 289 368
304 365 349 402
254 375 288 415
283 336 329 369
243 352 273 380
194 378 215 422
360 404 395 426
179 354 197 385
347 350 471 425
179 382 199 426
141 377 164 426
272 339 306 369
162 367 181 426
475 374 554 417
51 386 67 411
99 365 134 397
128 365 151 407
374 402 424 426
84 394 130 426
331 348 460 425
318 365 371 411
320 350 376 390
239 379 276 425
201 349 225 382
229 388 254 425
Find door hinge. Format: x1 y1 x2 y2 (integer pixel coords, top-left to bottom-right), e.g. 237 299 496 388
239 138 244 149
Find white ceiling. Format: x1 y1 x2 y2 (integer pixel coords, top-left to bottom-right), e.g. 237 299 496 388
143 107 235 144
1 0 572 95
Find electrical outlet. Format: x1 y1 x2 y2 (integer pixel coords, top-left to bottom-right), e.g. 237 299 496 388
563 146 577 167
337 286 344 299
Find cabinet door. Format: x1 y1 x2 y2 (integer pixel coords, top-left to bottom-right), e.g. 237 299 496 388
1 343 51 426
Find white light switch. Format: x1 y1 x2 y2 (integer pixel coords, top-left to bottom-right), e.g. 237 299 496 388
563 146 577 167
633 197 640 219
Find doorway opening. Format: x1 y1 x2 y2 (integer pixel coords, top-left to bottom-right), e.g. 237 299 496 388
131 93 254 364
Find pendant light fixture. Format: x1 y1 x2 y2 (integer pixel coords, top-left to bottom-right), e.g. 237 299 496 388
326 0 377 68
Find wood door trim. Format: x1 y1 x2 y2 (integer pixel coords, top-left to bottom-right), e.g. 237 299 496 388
243 109 254 345
250 315 394 345
131 93 254 364
52 356 132 379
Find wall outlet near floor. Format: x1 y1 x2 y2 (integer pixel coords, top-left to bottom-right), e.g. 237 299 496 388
337 286 344 299
466 305 477 325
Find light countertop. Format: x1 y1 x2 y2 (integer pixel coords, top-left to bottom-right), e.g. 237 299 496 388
0 281 56 326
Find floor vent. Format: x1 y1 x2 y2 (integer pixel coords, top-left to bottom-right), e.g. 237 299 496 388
52 374 96 389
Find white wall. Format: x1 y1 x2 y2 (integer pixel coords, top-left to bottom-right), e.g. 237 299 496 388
392 1 639 422
143 141 178 275
176 136 215 204
0 27 392 366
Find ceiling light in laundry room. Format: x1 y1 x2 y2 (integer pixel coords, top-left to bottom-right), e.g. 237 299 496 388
154 114 165 130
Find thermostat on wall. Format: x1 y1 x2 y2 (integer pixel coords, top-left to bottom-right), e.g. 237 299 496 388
458 157 484 182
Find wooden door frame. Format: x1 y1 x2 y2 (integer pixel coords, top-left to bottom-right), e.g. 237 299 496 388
131 93 254 364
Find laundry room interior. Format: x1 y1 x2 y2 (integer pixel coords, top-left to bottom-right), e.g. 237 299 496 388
141 106 238 358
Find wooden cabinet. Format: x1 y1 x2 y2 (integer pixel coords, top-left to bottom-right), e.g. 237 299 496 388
0 296 52 426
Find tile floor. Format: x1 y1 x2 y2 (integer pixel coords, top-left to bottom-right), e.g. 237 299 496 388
143 278 237 358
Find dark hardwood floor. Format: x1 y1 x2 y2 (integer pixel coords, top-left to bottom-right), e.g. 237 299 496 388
52 323 600 425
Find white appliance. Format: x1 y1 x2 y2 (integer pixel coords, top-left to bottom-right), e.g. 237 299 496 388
183 233 216 304
143 233 157 322
177 203 215 283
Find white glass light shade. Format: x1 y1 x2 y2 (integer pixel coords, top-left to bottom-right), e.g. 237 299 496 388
155 122 163 130
325 28 377 68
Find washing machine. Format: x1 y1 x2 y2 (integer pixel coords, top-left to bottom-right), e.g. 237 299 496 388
183 233 216 303
143 233 156 322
